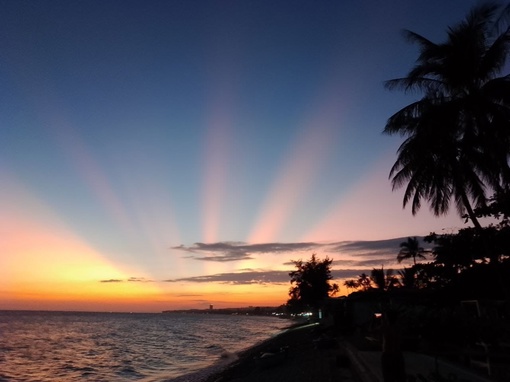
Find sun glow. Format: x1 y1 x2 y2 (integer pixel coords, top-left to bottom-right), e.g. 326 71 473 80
0 173 160 311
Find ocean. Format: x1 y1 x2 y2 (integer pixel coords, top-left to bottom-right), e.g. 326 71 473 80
0 310 290 382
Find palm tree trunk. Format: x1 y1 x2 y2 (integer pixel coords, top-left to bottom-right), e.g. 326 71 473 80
460 191 483 231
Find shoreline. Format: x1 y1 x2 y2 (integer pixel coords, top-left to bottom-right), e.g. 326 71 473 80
204 320 356 382
161 321 324 382
163 320 356 382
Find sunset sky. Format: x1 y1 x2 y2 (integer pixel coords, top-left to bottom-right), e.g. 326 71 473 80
1 0 482 312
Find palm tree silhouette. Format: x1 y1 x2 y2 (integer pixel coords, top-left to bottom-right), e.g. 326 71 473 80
398 267 418 289
370 267 399 291
343 279 359 292
357 272 372 291
397 237 427 265
384 3 510 230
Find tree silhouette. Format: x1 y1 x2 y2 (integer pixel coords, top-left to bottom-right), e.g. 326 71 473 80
371 267 399 291
343 279 359 292
397 237 427 265
343 274 370 292
384 3 510 230
398 267 418 289
287 254 339 311
344 269 399 292
352 272 372 291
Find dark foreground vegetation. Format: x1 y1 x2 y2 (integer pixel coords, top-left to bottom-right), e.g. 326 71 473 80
281 3 510 381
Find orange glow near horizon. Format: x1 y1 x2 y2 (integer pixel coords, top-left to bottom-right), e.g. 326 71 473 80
1 214 162 308
0 183 288 312
1 171 293 312
1 174 161 312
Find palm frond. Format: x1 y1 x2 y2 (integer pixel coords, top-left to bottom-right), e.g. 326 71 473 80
384 77 446 94
479 29 510 80
384 3 510 226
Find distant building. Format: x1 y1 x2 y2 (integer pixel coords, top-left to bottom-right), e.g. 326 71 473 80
209 304 213 310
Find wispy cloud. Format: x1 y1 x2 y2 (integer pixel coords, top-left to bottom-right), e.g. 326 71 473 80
172 241 322 262
172 237 423 263
164 269 290 285
101 237 417 287
100 277 153 283
128 277 153 282
166 237 417 284
163 268 391 285
329 238 405 255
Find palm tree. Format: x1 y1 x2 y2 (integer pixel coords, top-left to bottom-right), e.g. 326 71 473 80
357 272 372 291
384 3 510 230
397 237 427 265
398 267 418 289
343 279 359 292
370 267 399 291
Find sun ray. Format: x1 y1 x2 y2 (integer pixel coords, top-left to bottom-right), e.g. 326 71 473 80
248 85 347 243
35 101 136 236
202 106 233 244
200 26 241 245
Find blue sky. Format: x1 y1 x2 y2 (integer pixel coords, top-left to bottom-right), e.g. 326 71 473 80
0 0 488 310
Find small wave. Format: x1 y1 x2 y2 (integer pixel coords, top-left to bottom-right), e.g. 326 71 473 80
118 365 136 374
60 364 97 373
116 365 147 379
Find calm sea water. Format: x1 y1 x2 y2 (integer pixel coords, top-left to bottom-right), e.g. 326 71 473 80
0 310 289 382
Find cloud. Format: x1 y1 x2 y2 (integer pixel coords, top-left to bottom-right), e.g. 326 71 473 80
163 267 404 287
172 241 323 262
329 237 408 255
163 237 418 286
99 238 418 287
128 277 153 282
172 237 421 264
164 269 290 285
100 277 153 283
